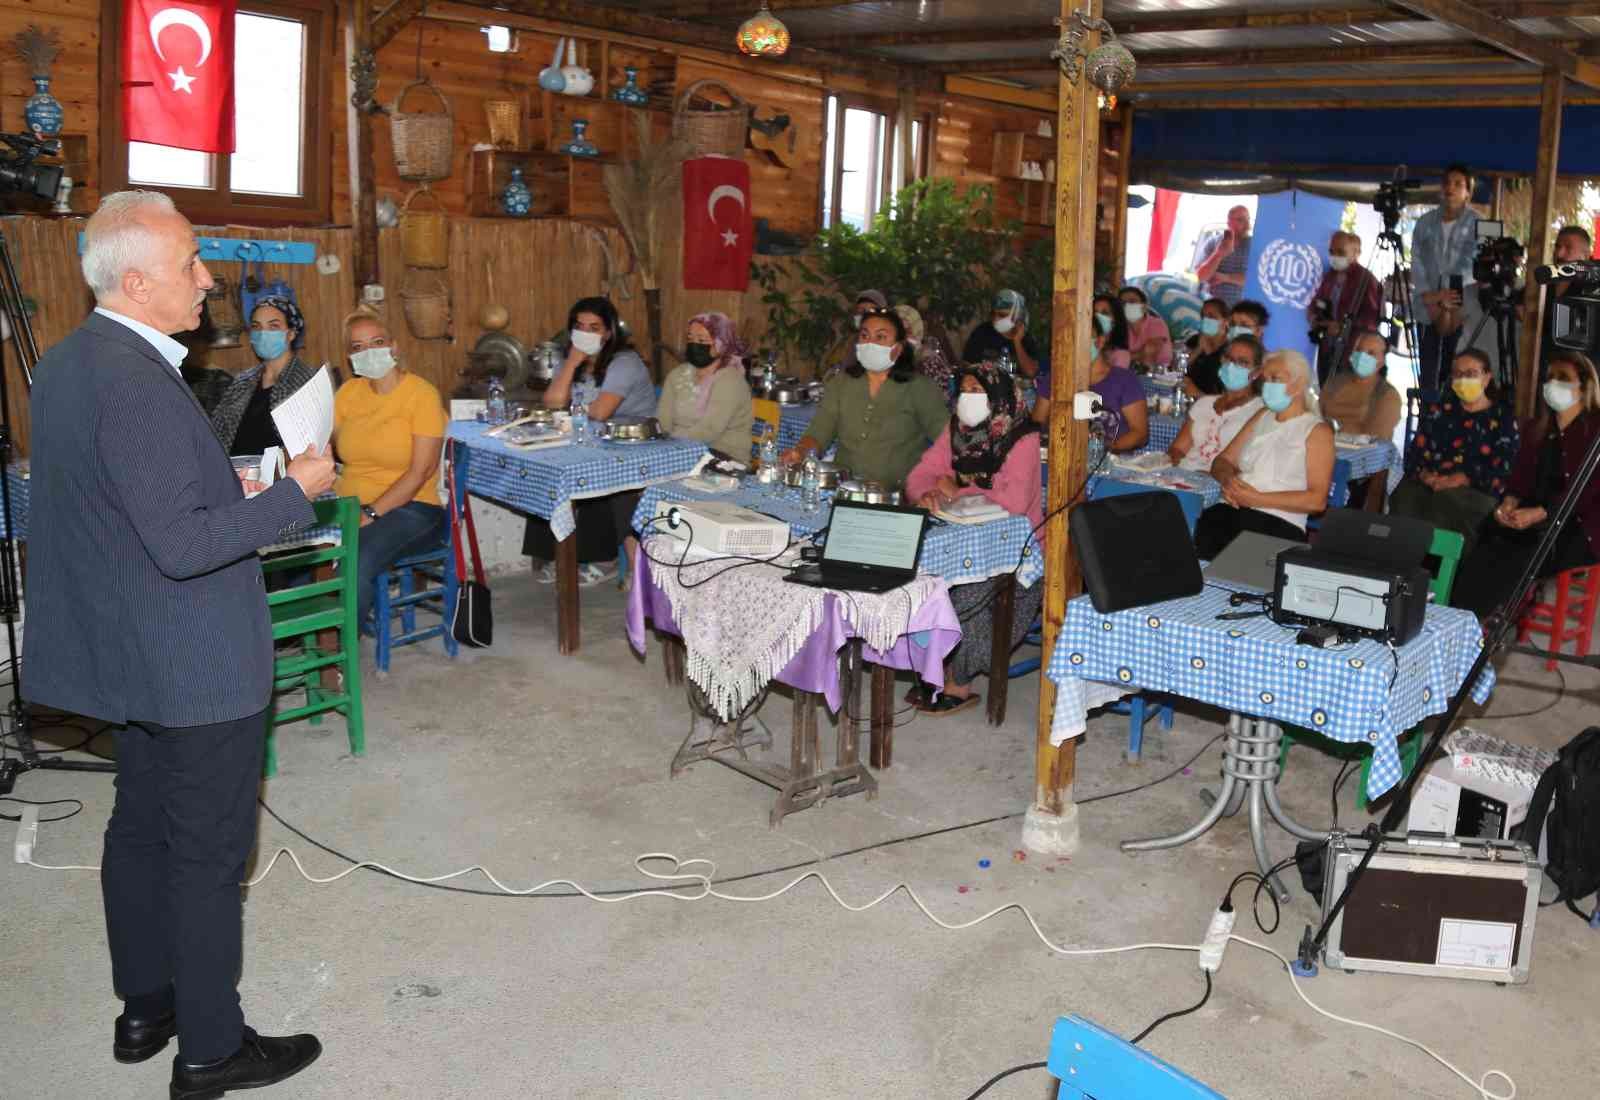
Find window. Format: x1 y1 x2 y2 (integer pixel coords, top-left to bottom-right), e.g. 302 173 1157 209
822 95 929 230
481 25 516 53
100 0 333 224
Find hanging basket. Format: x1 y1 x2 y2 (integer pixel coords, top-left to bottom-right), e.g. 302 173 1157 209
484 98 522 149
671 79 750 159
399 186 449 269
389 78 454 181
400 270 452 340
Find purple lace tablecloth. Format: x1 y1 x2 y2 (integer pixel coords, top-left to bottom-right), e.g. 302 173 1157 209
626 541 961 717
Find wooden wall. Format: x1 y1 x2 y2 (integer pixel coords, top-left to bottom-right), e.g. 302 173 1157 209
0 0 100 209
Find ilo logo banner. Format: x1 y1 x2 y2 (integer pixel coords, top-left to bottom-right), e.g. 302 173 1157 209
1241 190 1346 366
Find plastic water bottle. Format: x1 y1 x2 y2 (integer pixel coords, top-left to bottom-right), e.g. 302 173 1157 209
570 391 589 444
996 345 1014 375
485 375 507 426
800 458 821 513
758 425 779 473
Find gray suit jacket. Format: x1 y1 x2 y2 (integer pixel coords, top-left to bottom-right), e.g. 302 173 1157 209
21 311 317 727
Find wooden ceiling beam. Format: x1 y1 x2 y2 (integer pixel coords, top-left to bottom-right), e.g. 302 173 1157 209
370 0 427 49
1139 72 1540 92
639 0 886 20
927 43 1499 76
1138 92 1600 109
1386 0 1600 89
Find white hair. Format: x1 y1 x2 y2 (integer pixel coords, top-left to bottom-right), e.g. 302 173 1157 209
81 190 180 300
1266 348 1319 414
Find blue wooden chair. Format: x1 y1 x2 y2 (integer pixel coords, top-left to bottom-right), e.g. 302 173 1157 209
369 453 466 674
1047 1014 1224 1099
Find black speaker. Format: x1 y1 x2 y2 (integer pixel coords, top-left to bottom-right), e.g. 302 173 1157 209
1069 491 1203 613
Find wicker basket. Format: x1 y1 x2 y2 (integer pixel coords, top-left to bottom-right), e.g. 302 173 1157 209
390 79 454 181
399 187 449 269
400 270 451 340
484 98 521 149
671 79 750 158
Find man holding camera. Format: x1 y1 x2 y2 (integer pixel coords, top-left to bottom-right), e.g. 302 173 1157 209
1537 225 1595 381
1307 231 1383 385
1410 164 1479 392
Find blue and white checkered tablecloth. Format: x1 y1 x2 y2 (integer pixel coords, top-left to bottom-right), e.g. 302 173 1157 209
1088 467 1223 509
1139 414 1183 455
632 480 1044 589
1336 439 1404 493
449 421 709 542
777 404 820 451
1045 586 1493 800
1138 375 1184 402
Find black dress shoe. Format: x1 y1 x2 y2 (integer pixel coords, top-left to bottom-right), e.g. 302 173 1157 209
114 1008 177 1063
170 1027 321 1100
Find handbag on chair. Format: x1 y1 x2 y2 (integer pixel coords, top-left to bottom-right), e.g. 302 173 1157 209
449 449 493 647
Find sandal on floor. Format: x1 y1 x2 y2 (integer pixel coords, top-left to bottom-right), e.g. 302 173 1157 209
916 692 980 716
904 683 934 707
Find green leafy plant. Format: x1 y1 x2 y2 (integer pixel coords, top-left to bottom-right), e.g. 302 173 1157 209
993 235 1055 348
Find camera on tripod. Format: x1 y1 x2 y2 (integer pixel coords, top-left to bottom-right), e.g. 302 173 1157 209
1371 178 1420 231
0 131 64 201
1535 259 1600 354
1471 221 1524 309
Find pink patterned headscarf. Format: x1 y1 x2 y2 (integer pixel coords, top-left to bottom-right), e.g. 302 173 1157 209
687 311 748 415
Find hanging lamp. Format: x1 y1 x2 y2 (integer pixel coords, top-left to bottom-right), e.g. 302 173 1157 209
737 1 790 57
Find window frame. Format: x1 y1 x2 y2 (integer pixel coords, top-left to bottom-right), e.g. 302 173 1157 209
821 93 932 229
98 0 334 225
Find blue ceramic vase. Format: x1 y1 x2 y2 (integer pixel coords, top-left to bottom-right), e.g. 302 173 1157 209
558 119 599 158
501 166 532 217
24 76 63 137
610 67 649 107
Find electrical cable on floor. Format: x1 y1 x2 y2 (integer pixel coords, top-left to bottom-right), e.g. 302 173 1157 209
1130 968 1212 1045
959 1059 1048 1100
1473 663 1566 721
0 796 82 823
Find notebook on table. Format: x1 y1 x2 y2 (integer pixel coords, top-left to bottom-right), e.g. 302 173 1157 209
784 500 929 594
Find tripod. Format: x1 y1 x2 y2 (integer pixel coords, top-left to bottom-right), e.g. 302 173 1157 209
1373 227 1422 380
0 232 115 783
1461 287 1520 399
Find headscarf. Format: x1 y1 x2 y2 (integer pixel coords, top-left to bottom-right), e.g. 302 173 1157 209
250 293 306 351
950 361 1039 489
991 289 1028 328
854 289 888 311
686 311 747 415
893 304 924 348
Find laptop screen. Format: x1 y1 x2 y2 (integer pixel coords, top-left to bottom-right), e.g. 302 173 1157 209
823 502 926 572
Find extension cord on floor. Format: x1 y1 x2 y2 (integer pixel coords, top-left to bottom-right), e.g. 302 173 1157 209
1198 906 1235 972
13 803 38 864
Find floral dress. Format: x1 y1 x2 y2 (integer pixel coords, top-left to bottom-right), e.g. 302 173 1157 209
1414 396 1520 497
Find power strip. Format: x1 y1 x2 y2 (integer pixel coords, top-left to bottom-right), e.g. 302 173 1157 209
13 804 38 864
1198 906 1235 972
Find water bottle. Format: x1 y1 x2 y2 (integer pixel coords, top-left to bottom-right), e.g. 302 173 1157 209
485 375 507 426
570 391 589 444
763 351 778 390
996 345 1014 375
800 458 821 513
758 426 779 473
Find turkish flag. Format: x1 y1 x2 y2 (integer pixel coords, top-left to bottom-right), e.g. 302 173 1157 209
683 157 753 291
123 0 236 153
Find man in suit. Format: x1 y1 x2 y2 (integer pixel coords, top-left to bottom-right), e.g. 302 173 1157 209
22 190 336 1098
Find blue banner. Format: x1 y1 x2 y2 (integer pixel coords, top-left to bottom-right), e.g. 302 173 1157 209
1241 191 1346 366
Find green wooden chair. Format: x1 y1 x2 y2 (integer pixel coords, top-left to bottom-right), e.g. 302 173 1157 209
1279 526 1465 810
259 496 364 777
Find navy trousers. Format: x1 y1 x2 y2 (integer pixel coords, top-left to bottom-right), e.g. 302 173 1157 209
356 501 447 626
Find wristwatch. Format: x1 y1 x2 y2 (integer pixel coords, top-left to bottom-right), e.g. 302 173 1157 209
361 505 380 521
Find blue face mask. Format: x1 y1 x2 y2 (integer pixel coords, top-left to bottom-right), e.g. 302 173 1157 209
251 329 289 361
1227 324 1254 341
1095 312 1113 334
1260 381 1293 412
1200 317 1223 337
1218 360 1252 392
1349 350 1379 378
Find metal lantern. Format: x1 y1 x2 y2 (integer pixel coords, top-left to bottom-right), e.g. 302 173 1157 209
1053 10 1137 93
1085 40 1137 94
737 1 790 57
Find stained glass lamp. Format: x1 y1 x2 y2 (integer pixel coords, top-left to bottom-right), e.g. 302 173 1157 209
737 1 790 57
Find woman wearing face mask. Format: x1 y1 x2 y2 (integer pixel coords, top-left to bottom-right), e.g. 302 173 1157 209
1319 329 1402 441
894 303 957 400
1169 335 1264 473
1090 294 1132 371
1118 286 1173 369
782 308 948 487
1387 350 1518 558
830 289 891 375
530 297 657 586
1181 297 1232 397
962 289 1041 380
1453 352 1600 621
1194 349 1334 559
904 362 1043 715
210 295 320 455
657 312 753 459
332 308 448 630
1089 326 1149 454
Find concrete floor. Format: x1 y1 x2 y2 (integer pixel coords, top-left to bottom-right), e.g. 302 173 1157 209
3 571 1597 1100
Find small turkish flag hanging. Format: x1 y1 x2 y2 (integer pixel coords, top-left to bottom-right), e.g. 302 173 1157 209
682 157 753 291
123 0 236 153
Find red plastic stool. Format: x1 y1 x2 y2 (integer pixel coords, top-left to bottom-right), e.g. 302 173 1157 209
1518 565 1600 670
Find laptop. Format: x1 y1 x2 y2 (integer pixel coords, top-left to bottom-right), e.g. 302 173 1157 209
784 499 929 594
1203 531 1303 592
1313 507 1432 573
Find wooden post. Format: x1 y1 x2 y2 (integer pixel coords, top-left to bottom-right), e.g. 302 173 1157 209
1517 69 1564 421
1023 0 1100 857
897 85 917 192
345 0 380 292
1108 103 1133 286
1490 174 1506 221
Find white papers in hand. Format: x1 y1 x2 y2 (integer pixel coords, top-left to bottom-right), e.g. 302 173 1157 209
271 365 335 458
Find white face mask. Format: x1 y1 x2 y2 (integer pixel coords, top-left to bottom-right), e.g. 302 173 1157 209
857 342 896 373
1544 380 1578 413
570 328 604 356
1329 255 1351 272
350 346 396 380
955 392 991 428
993 316 1015 335
1122 303 1146 323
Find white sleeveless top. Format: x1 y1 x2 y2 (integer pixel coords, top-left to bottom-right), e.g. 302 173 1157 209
1179 395 1263 473
1238 410 1322 530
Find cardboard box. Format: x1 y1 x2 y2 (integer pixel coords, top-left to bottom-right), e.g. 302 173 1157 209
1445 728 1555 792
1406 758 1534 841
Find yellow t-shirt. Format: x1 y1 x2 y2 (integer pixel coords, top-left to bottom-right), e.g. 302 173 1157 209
333 372 448 507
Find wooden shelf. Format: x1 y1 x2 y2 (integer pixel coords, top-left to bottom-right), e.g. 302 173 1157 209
992 131 1056 182
467 149 614 223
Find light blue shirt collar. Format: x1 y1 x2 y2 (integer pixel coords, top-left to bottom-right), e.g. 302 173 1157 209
94 307 189 374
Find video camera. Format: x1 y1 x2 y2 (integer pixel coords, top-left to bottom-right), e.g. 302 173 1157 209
0 132 64 201
1371 177 1421 232
1535 259 1600 354
1470 220 1524 308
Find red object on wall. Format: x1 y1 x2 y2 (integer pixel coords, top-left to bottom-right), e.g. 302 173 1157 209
123 0 237 153
682 157 753 291
1146 188 1182 272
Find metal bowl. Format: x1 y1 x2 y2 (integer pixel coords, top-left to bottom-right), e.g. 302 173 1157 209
597 416 662 442
520 406 556 426
783 460 848 489
771 383 809 405
836 479 901 506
